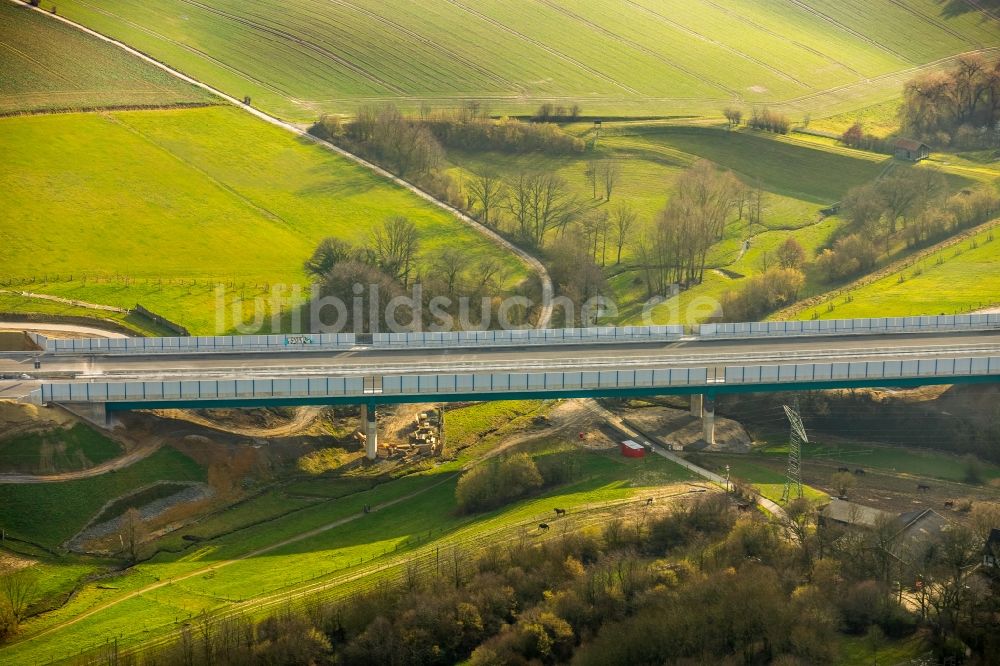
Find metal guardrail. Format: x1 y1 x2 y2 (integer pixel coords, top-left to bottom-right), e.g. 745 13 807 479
35 355 1000 405
25 314 1000 357
33 325 686 355
699 314 1000 339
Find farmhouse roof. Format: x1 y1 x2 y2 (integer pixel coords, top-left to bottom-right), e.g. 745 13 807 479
894 137 929 152
821 498 893 528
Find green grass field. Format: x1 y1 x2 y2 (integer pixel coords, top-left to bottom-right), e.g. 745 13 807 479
0 423 121 474
0 105 526 333
449 122 967 325
0 1 208 113
755 438 1000 483
0 447 205 548
0 434 695 664
793 224 1000 319
24 0 1000 121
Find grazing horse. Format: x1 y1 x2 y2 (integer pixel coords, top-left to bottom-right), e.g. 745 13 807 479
837 467 850 473
538 523 550 531
553 508 567 516
853 468 866 476
917 484 931 492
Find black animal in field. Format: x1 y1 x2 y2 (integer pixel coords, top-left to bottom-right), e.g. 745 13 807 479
853 468 866 476
917 483 931 492
837 466 850 473
553 508 567 516
538 523 549 531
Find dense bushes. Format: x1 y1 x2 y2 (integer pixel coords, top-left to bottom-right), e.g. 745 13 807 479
840 122 892 154
901 54 1000 149
748 107 790 134
426 115 585 154
455 453 544 513
813 233 878 281
720 267 805 321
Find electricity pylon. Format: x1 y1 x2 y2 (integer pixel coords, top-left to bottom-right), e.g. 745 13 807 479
781 401 808 502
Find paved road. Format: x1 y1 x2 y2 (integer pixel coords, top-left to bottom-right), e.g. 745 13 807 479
2 330 997 384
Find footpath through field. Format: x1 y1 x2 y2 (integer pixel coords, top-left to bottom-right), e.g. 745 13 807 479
11 0 555 328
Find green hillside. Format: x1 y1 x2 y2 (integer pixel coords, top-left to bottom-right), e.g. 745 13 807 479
0 1 208 113
27 0 1000 121
0 106 526 333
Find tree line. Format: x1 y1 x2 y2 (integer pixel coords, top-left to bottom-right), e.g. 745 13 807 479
304 216 531 332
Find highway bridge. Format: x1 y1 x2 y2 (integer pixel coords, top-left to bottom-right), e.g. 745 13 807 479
1 314 998 458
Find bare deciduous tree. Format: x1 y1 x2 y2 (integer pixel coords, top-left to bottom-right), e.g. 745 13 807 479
371 216 420 287
121 507 148 563
610 203 637 265
467 168 505 228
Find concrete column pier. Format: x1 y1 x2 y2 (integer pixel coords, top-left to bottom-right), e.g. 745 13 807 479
702 395 716 446
60 402 112 430
360 403 378 460
690 393 703 418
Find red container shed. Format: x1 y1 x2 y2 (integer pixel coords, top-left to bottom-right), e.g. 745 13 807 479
620 440 645 458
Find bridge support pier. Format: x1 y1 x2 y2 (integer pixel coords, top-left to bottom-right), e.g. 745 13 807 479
690 394 703 418
702 395 716 447
360 404 378 460
60 401 112 430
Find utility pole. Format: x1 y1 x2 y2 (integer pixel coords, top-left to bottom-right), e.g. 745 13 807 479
781 399 807 502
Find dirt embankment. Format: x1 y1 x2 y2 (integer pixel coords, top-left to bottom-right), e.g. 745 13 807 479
0 331 38 351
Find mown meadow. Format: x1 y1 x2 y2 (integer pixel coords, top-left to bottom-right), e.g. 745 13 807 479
0 106 527 333
25 0 1000 121
0 2 208 113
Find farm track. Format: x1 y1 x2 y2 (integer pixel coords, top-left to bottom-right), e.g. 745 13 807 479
533 0 739 96
439 0 641 96
620 0 813 90
11 0 555 327
776 46 1000 109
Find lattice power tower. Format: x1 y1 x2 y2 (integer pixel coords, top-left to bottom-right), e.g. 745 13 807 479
781 401 808 502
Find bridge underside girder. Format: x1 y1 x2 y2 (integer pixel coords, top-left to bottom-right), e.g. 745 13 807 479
96 374 1000 413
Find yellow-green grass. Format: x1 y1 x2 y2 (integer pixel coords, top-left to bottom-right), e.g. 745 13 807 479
693 453 829 505
0 447 205 549
0 106 526 333
450 123 897 324
0 291 176 336
837 631 929 666
0 2 208 113
754 439 1000 484
0 423 122 474
801 226 1000 319
1 439 695 664
27 0 1000 121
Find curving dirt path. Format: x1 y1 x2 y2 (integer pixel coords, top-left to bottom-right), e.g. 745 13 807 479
0 321 128 339
152 406 326 438
14 0 555 328
0 436 162 484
